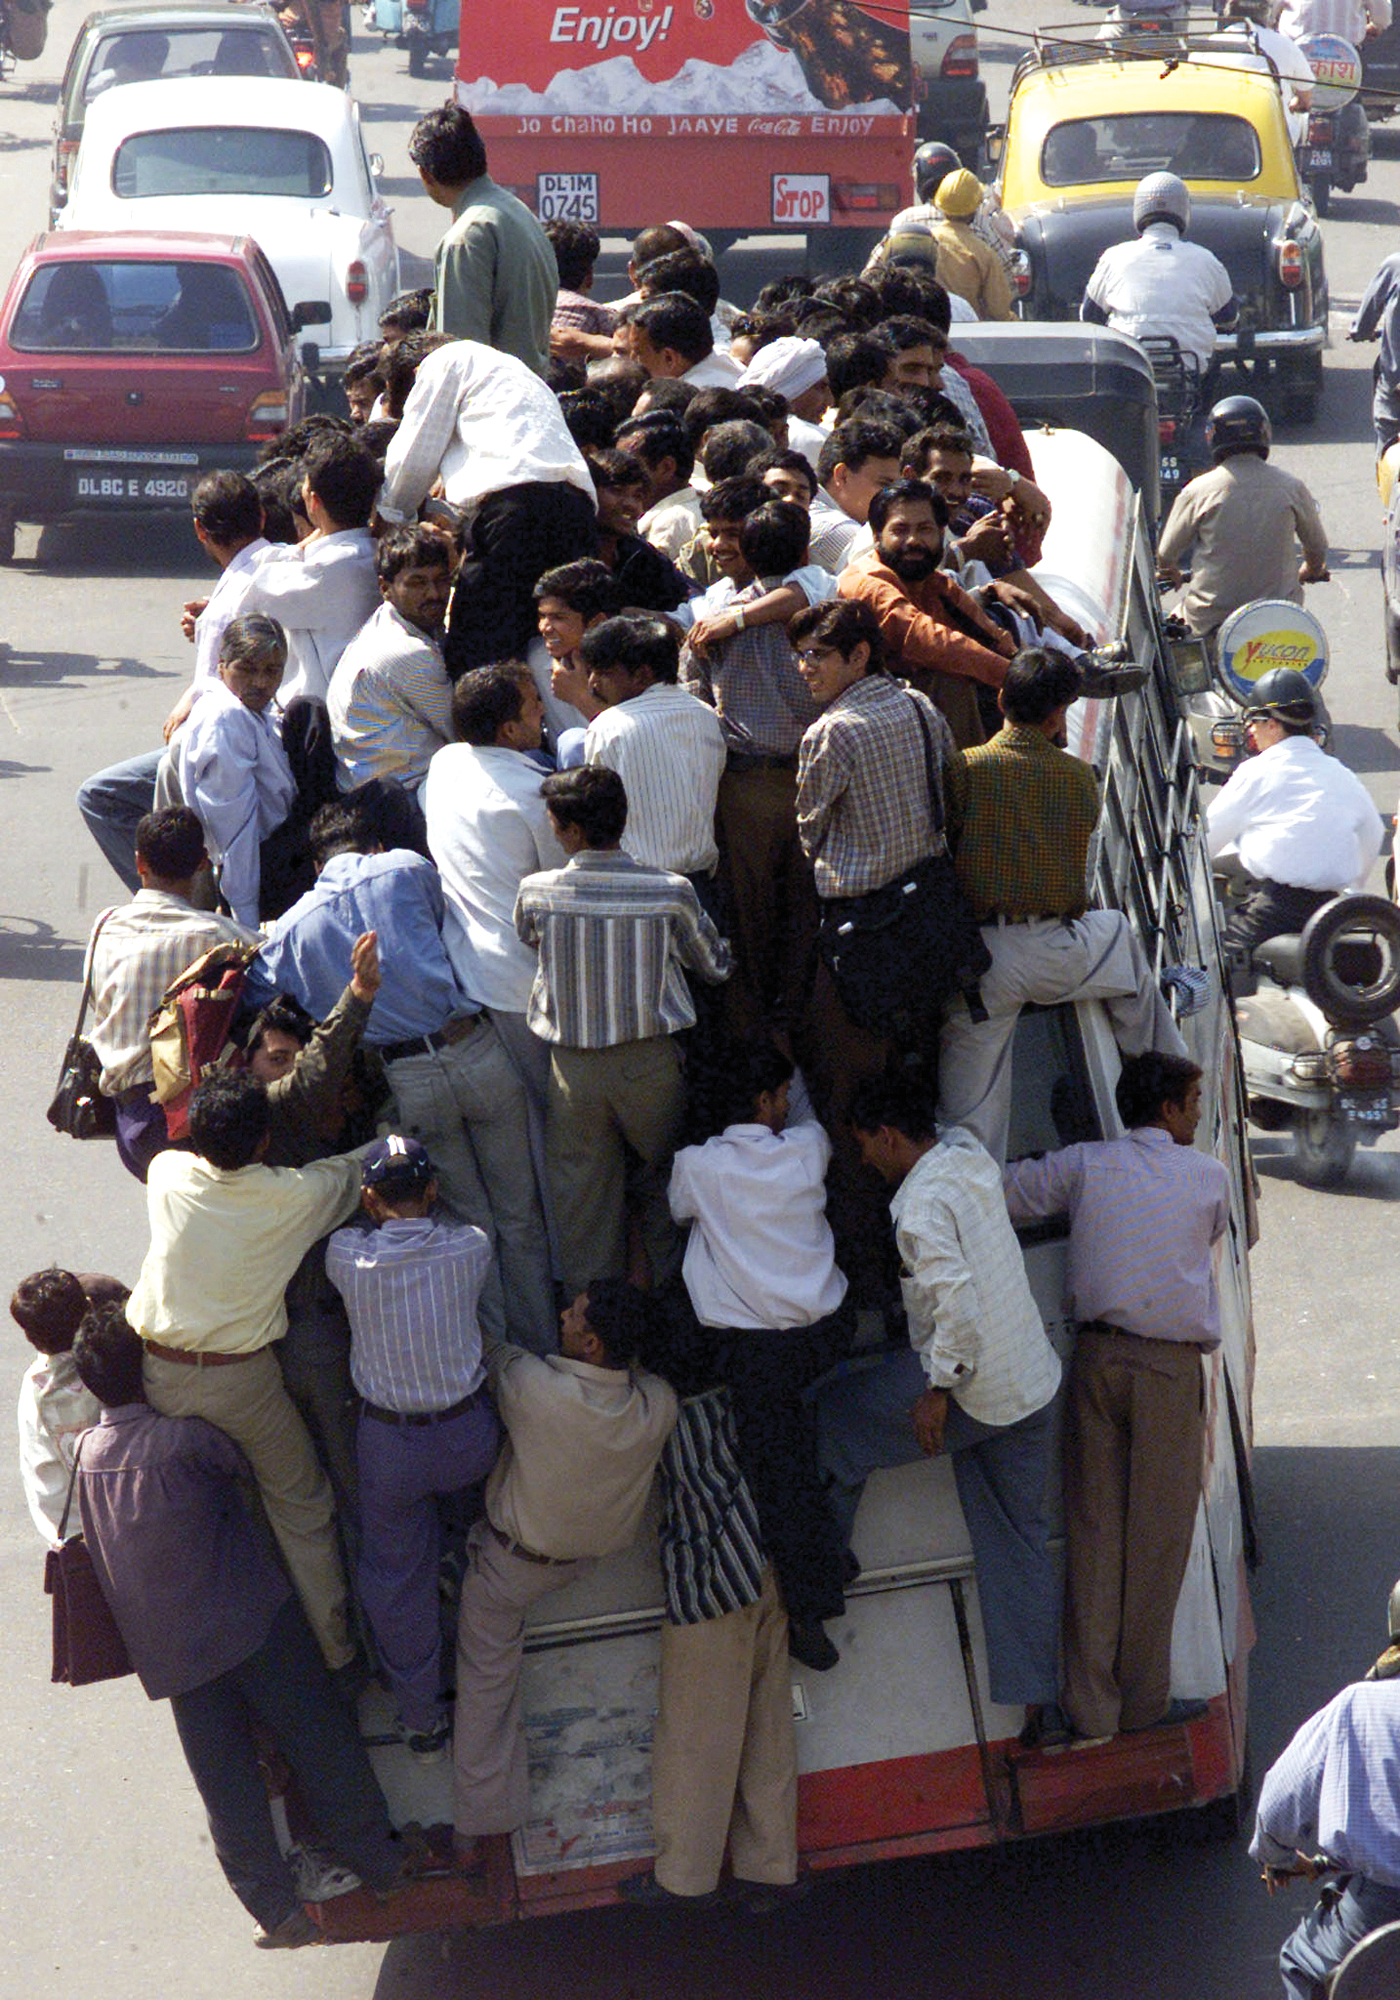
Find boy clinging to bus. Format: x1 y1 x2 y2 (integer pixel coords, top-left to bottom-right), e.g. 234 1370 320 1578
12 1267 127 1546
325 1135 500 1762
667 1042 854 1672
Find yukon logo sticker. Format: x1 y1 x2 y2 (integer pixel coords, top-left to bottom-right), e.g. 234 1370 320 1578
772 172 829 224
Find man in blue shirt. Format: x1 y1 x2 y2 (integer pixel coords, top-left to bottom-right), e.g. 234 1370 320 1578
250 801 554 1354
1252 1671 1400 1997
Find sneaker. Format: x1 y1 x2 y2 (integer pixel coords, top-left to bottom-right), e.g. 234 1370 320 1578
1017 1702 1073 1751
253 1908 320 1949
405 1718 451 1762
787 1621 840 1672
1075 653 1151 699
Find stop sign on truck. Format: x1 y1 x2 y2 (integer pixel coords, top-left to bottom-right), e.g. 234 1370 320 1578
771 172 830 224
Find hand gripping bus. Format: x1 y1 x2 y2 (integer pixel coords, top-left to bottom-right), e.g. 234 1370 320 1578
292 325 1260 1942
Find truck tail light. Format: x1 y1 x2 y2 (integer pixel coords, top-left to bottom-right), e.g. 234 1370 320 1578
1277 239 1304 289
0 390 22 439
246 390 289 440
832 182 901 213
346 259 369 304
55 137 79 196
940 33 978 79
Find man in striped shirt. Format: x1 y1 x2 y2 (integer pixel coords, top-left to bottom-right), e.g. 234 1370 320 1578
1003 1050 1230 1745
325 1136 499 1762
326 524 455 795
514 766 731 1292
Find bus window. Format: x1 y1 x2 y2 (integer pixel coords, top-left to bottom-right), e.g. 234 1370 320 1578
1006 1006 1103 1163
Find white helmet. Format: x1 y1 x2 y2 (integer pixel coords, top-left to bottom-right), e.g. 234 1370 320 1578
1133 171 1191 235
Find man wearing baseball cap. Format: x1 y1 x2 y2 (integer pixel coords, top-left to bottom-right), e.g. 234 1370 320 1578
325 1135 500 1762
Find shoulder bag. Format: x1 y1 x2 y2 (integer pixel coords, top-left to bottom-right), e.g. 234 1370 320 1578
818 694 990 1043
46 909 118 1140
45 1438 134 1687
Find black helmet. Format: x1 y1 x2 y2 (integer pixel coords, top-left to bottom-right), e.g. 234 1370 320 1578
913 140 962 201
1206 394 1272 461
1242 666 1318 727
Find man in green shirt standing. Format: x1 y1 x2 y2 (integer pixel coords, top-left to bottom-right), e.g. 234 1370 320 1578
937 648 1186 1161
408 106 557 378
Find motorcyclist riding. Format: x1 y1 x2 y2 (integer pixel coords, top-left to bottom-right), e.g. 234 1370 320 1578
1206 667 1384 958
1080 173 1238 382
1157 396 1330 641
1214 0 1315 147
873 139 1017 283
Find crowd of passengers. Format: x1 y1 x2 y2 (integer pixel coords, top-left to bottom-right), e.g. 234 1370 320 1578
15 104 1230 1941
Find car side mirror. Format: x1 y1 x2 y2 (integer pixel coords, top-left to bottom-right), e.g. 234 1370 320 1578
290 299 333 332
985 126 1005 167
368 152 384 176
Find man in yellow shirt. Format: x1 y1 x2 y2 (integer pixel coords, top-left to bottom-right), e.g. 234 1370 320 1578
929 170 1014 322
127 1069 365 1673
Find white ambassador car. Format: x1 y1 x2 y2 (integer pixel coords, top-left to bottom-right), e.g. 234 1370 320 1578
58 76 398 374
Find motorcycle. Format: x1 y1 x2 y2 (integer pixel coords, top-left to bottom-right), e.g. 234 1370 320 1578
1295 33 1369 215
1171 598 1400 1185
370 0 455 76
1140 334 1206 520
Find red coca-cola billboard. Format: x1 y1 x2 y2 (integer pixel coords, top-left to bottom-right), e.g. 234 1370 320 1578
457 0 913 230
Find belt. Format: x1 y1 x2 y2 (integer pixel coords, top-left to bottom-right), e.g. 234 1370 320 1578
726 750 797 773
377 1014 480 1065
1080 1319 1207 1352
486 1520 575 1567
359 1386 486 1428
144 1339 258 1368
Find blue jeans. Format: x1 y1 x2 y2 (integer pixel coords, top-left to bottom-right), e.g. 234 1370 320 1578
76 748 160 893
815 1346 1061 1708
1279 1876 1400 1999
168 1597 401 1929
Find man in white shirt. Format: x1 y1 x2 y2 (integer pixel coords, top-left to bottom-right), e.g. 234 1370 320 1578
815 1081 1067 1748
1276 0 1390 42
620 293 742 390
377 338 599 679
615 412 705 560
810 419 906 575
11 1268 123 1545
327 524 455 794
1081 174 1237 380
668 1046 853 1671
737 335 831 472
424 663 566 1122
1210 0 1314 146
581 614 726 886
77 473 270 893
244 435 381 704
1206 669 1385 955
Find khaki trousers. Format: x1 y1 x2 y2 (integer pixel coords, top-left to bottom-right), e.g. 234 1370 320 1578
715 764 818 1035
651 1565 798 1896
546 1035 686 1293
453 1525 581 1837
142 1345 353 1671
1062 1327 1206 1739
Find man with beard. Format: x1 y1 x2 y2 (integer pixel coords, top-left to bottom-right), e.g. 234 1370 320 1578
327 525 456 795
839 479 1014 747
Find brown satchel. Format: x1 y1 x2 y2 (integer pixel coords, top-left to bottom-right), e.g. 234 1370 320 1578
45 1439 134 1688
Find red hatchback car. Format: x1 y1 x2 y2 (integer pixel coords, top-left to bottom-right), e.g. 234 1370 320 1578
0 229 318 559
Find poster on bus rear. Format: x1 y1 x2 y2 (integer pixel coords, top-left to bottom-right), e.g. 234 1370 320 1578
456 1 912 124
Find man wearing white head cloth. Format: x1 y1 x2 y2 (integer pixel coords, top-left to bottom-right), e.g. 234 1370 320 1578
738 337 831 474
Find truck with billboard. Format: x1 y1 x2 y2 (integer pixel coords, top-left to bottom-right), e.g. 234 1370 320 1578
451 2 987 263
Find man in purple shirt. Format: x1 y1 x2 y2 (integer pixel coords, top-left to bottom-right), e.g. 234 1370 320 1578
1003 1050 1231 1746
73 1303 419 1949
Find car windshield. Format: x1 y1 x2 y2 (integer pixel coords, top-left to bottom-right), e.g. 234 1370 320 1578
10 259 259 352
1040 114 1262 186
83 27 292 100
112 126 333 199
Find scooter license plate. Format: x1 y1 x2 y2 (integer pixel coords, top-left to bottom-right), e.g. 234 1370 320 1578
1336 1092 1394 1125
1160 453 1182 483
1308 149 1332 169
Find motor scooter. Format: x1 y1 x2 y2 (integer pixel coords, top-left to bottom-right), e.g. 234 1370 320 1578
1 0 49 67
1140 334 1206 519
1295 33 1369 215
371 0 455 76
1170 599 1400 1184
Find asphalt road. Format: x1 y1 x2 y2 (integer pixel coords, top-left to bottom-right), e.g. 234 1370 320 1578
3 6 1400 1997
